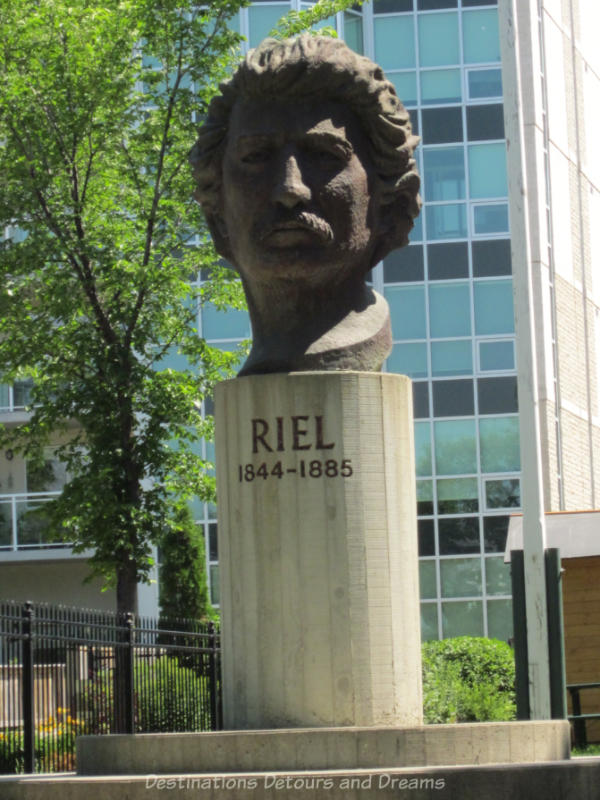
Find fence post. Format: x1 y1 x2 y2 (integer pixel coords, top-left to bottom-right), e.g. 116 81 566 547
207 622 219 730
124 612 135 734
22 601 35 773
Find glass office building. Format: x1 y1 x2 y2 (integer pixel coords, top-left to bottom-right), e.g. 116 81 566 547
3 1 599 626
192 0 518 642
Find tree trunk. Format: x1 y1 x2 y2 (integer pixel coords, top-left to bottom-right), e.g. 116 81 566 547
114 559 138 733
116 558 139 616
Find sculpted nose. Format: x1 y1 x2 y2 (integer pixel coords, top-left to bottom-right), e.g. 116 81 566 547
272 154 311 208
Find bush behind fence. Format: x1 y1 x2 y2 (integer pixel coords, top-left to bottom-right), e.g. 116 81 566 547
0 600 221 774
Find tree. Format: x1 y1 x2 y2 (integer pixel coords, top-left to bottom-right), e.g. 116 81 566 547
0 0 359 615
0 0 245 615
158 503 215 623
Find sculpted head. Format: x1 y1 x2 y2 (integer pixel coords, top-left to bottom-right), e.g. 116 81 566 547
190 35 421 374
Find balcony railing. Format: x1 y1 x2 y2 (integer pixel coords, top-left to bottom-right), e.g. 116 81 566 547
0 492 71 550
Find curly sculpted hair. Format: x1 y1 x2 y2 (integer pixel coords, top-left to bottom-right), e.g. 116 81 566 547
190 35 421 265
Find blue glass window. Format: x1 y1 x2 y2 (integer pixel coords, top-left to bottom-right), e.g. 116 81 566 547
411 212 424 241
413 381 430 418
390 72 418 106
157 347 192 372
312 14 337 31
485 478 520 509
428 241 469 279
426 204 467 240
487 599 513 641
374 0 413 11
415 421 433 477
431 340 472 376
418 12 459 67
384 245 424 282
483 515 509 552
248 5 290 47
202 303 251 339
468 68 503 99
423 147 465 201
421 107 463 144
469 143 508 199
442 600 484 636
478 376 518 414
437 477 478 514
421 603 438 641
385 285 427 339
374 16 416 70
434 419 477 474
440 559 482 598
472 239 511 277
486 557 511 596
420 561 437 599
479 340 515 371
479 417 520 472
418 481 434 515
474 280 514 335
467 104 504 140
429 282 471 337
463 9 501 64
473 203 509 234
419 0 457 8
420 68 462 104
387 343 428 378
439 517 480 554
205 439 215 465
344 13 363 54
433 378 474 416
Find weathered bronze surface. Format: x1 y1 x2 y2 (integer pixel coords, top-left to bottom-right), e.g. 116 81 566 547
191 35 420 375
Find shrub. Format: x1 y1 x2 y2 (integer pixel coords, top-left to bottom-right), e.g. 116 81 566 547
78 656 213 735
135 656 212 732
422 637 516 724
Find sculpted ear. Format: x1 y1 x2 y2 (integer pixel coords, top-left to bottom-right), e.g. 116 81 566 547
370 202 402 267
205 212 235 265
373 191 417 267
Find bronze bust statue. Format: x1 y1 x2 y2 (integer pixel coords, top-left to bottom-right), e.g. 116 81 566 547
191 35 420 376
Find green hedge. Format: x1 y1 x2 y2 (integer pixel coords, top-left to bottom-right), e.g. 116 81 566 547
135 655 212 732
422 637 516 724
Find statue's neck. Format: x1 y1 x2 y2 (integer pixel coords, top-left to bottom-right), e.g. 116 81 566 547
238 276 392 375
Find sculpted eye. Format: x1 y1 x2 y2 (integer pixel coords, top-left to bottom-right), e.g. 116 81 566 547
240 148 272 164
307 141 351 165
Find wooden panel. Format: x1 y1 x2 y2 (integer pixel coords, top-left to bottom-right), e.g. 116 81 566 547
562 556 600 742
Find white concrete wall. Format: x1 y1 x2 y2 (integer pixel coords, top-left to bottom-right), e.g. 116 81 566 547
215 372 422 730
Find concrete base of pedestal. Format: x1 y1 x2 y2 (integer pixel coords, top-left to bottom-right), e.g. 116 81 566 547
3 723 599 800
75 721 570 775
215 372 422 730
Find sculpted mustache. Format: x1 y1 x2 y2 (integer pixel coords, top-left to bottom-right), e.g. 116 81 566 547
257 212 334 243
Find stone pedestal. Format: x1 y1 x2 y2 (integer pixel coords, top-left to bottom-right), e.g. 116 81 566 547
214 372 422 730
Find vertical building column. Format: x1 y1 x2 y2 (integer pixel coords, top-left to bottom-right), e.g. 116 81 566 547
499 0 552 719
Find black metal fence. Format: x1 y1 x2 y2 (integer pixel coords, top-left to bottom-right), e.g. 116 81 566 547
0 600 221 774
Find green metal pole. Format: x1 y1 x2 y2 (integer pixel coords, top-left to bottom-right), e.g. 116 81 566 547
511 550 530 720
545 548 567 719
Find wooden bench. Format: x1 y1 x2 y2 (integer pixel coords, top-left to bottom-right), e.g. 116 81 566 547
567 682 600 748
